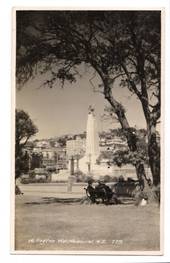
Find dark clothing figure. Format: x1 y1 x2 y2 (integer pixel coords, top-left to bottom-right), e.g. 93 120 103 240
87 184 95 195
86 181 96 203
95 181 113 202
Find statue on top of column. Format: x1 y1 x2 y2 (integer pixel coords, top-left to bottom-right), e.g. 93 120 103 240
88 105 95 114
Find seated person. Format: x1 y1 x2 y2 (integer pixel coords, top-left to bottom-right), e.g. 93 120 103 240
95 180 113 201
86 179 96 203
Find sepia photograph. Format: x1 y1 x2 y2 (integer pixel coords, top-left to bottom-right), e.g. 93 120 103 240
13 9 162 254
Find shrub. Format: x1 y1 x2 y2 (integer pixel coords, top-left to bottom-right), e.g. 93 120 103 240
112 176 118 182
114 178 138 197
75 171 86 182
118 175 125 182
103 175 112 183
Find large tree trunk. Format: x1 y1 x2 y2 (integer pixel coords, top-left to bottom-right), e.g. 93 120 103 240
102 77 148 187
135 162 150 190
147 123 160 186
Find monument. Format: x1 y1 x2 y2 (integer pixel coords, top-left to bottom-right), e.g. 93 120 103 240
66 105 115 180
79 105 100 174
78 105 115 179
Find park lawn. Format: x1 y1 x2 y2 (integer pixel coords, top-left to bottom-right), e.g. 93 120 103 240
14 195 160 252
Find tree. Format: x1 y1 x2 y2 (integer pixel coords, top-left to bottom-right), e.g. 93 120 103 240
15 109 38 178
15 150 30 178
98 127 151 188
16 11 161 186
31 152 43 170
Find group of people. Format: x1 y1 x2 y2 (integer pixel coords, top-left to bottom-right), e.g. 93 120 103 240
86 179 116 204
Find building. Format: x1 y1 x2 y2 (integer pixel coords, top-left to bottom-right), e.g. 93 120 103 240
35 140 50 148
41 147 67 170
66 136 85 158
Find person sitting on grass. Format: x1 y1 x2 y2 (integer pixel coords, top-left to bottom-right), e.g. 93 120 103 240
86 179 96 203
95 180 113 203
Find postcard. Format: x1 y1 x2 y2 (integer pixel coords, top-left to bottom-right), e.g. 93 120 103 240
12 8 163 255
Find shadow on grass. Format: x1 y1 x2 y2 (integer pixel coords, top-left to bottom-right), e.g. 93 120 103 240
25 197 82 205
24 196 135 206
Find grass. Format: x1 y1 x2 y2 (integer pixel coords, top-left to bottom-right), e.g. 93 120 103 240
15 195 160 252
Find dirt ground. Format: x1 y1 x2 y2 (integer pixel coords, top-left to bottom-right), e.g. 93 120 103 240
14 194 160 253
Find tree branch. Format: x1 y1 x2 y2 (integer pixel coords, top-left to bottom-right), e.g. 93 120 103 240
121 63 142 99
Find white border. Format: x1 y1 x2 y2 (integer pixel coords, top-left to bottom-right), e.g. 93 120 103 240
11 6 164 256
0 0 170 262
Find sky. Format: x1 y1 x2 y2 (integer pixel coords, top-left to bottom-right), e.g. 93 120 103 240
16 66 147 140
